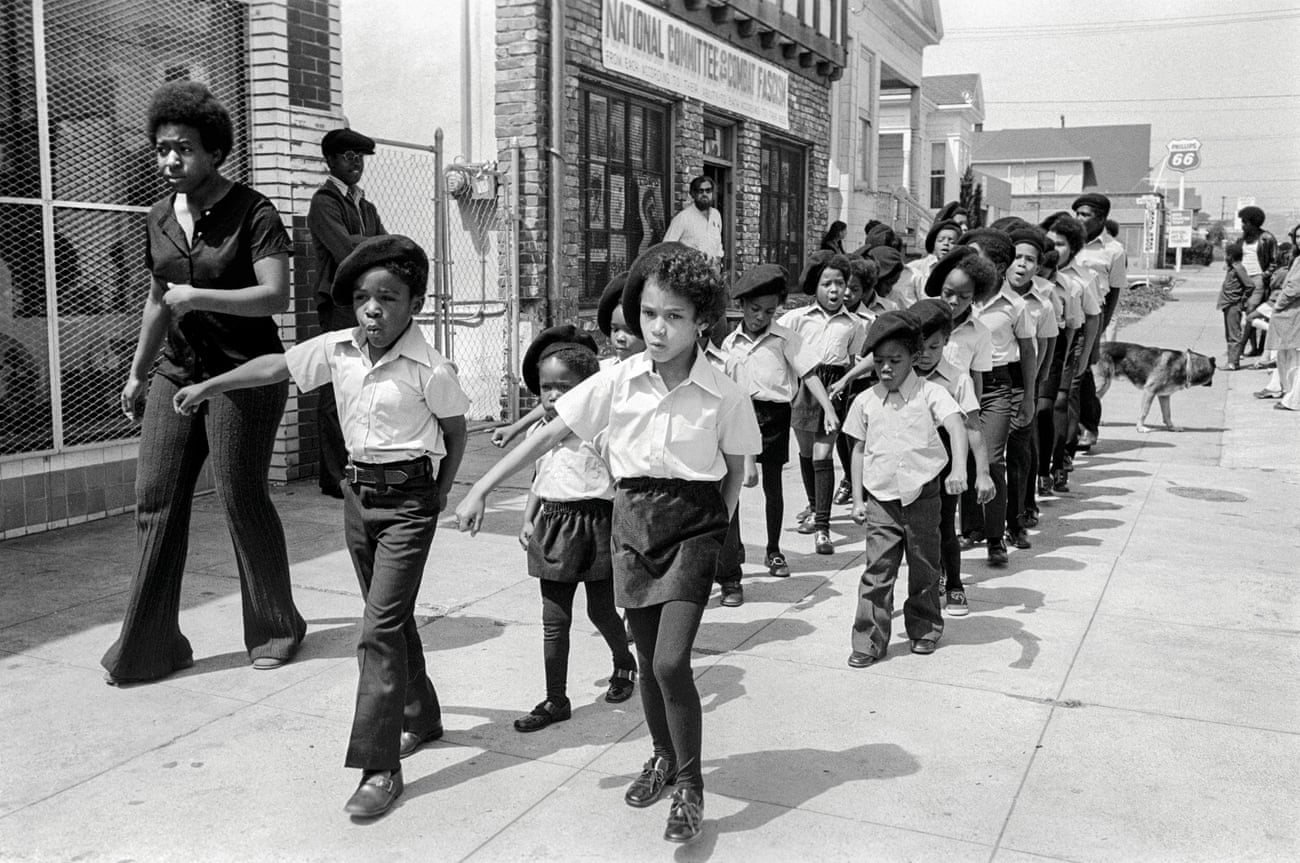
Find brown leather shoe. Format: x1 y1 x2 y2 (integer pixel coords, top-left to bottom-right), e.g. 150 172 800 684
625 755 677 807
847 651 879 668
344 769 402 818
911 638 938 655
398 724 444 759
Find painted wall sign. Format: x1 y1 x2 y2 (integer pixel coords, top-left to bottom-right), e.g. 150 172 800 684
602 0 791 130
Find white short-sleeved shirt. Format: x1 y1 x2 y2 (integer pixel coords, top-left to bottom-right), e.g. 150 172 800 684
720 322 818 403
1076 234 1128 294
285 324 469 464
899 255 936 308
944 313 994 375
555 350 761 482
842 372 960 505
925 358 980 417
975 285 1035 367
1052 272 1085 330
1059 262 1103 317
1023 281 1061 345
528 418 614 501
777 303 867 366
663 206 724 259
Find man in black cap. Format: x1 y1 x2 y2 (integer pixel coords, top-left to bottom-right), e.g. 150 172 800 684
1072 193 1126 447
308 127 387 497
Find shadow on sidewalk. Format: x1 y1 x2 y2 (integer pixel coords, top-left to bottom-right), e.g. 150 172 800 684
676 742 921 856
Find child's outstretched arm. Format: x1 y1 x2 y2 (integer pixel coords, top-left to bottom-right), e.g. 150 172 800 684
455 418 573 535
173 354 291 415
491 404 545 448
519 491 541 550
964 415 995 504
801 373 840 434
719 453 747 517
828 354 874 399
940 413 969 496
849 437 867 524
435 415 468 512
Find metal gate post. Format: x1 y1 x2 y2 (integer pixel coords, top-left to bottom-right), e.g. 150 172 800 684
431 129 447 354
507 139 522 422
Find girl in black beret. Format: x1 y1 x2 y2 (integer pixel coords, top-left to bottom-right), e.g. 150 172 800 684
512 326 638 733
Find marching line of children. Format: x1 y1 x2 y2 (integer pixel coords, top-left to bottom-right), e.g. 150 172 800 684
150 209 1119 839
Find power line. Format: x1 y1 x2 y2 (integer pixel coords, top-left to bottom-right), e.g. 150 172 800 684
990 94 1300 104
942 8 1300 39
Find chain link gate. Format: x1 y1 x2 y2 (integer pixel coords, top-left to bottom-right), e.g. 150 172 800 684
337 133 518 425
1 0 250 458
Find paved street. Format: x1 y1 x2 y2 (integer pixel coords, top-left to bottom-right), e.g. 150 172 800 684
1 265 1297 862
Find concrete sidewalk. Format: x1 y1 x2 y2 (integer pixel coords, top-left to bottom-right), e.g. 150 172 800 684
2 266 1297 862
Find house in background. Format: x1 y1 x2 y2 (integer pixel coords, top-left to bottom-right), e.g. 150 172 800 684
920 73 984 210
827 0 943 249
970 123 1200 253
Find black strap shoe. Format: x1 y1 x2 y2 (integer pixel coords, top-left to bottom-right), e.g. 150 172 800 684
513 699 571 733
398 723 444 759
663 787 704 842
605 668 636 704
625 755 677 807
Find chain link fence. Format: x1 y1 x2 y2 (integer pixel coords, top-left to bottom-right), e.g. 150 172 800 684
1 0 249 457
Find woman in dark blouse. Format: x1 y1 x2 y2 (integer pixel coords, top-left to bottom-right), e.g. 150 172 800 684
820 220 847 254
102 82 306 684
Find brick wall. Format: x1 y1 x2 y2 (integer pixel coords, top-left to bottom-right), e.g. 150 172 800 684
496 0 832 330
287 0 332 110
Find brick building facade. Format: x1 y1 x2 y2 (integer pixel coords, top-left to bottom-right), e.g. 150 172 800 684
497 0 846 334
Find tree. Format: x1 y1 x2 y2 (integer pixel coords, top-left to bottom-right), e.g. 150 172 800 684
958 166 983 228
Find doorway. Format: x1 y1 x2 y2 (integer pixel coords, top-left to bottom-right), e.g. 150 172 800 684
703 118 735 286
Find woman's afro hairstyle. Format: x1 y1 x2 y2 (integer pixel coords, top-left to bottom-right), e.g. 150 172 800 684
147 81 234 166
1042 213 1085 257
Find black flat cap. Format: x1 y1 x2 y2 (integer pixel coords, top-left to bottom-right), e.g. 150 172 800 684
596 272 629 337
1009 226 1048 254
910 299 953 339
731 263 789 301
924 246 997 302
332 234 427 305
863 310 920 356
1071 192 1111 218
322 128 376 157
867 246 904 284
924 219 963 254
522 324 598 396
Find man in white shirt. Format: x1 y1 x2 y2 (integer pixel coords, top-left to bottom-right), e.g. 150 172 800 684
664 175 724 262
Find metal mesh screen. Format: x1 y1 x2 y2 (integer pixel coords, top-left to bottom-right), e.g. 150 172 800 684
0 0 249 456
443 178 512 422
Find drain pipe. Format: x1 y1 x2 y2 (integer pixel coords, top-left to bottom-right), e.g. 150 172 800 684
548 0 565 324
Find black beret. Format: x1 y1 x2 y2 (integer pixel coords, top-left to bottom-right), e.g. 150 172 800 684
867 246 904 283
863 310 920 356
621 241 695 339
1071 192 1111 218
321 128 376 156
910 298 953 339
331 234 428 305
731 263 788 301
596 272 629 337
1009 226 1047 254
522 324 598 396
924 219 963 254
799 250 852 295
924 246 984 299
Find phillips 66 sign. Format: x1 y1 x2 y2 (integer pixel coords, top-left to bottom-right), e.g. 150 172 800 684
1167 139 1201 172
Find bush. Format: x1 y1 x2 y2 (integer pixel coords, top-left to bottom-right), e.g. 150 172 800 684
1165 238 1213 266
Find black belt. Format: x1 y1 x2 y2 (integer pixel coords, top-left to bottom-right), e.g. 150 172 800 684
345 456 432 489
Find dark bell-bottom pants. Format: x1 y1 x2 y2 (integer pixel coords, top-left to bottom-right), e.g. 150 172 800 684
343 474 443 772
851 479 944 657
101 375 304 682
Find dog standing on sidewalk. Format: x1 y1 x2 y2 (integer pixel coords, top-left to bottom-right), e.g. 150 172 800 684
1092 341 1216 433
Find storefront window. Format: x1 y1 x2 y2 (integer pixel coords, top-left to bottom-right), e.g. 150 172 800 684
578 85 669 303
758 137 805 278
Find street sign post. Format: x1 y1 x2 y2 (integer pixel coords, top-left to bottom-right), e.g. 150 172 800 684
1167 209 1193 249
1137 194 1161 277
1166 139 1202 270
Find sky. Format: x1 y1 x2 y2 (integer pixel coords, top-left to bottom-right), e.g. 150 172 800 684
923 0 1300 230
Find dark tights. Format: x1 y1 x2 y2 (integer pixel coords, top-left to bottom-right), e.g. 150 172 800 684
625 600 707 792
540 578 635 702
761 462 784 553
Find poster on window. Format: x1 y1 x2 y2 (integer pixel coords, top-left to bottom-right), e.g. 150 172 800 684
587 166 606 230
